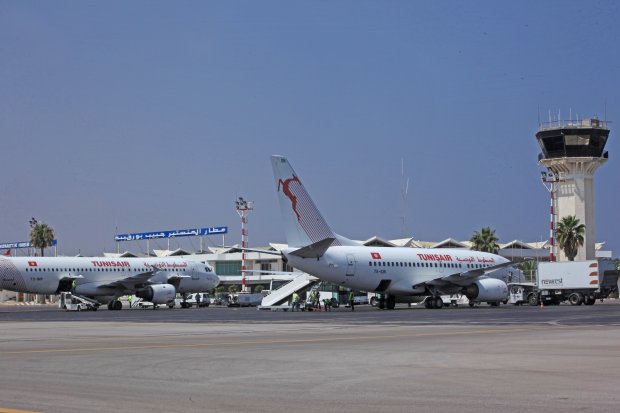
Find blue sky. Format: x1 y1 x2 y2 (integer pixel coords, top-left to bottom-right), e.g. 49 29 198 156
1 0 618 256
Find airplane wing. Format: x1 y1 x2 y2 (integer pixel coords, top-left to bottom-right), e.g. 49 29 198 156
100 267 160 290
424 261 514 288
167 274 191 283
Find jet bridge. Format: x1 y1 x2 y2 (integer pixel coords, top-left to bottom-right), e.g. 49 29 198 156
259 273 318 308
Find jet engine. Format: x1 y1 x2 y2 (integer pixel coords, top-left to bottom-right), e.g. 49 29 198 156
464 278 508 302
136 284 176 304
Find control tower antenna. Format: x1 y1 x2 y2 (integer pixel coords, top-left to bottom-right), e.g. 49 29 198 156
400 158 410 238
536 115 611 261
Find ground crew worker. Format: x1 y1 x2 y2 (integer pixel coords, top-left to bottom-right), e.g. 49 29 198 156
196 293 201 308
323 298 331 312
348 290 355 311
313 290 321 310
71 279 77 293
127 295 133 308
291 292 300 311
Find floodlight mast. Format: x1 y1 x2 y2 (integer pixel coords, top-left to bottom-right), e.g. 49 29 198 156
540 170 561 262
235 197 254 293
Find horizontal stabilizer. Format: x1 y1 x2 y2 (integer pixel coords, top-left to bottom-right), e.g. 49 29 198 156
217 245 283 256
243 269 306 276
289 238 335 259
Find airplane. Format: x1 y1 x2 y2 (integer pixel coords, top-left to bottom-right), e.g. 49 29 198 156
0 256 219 310
268 155 513 309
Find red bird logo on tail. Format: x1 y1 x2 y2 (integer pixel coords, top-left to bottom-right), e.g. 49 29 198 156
278 175 302 223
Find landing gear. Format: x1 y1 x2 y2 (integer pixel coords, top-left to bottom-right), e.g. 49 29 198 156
376 295 395 309
107 300 123 310
180 293 190 308
424 296 444 309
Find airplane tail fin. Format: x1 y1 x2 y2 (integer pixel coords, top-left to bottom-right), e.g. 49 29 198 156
271 155 358 248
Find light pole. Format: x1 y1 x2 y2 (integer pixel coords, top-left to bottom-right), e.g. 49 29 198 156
540 170 561 262
28 217 37 257
235 197 253 293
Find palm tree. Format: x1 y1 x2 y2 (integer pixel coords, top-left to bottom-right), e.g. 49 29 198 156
469 227 500 253
518 260 538 283
30 222 55 257
556 215 585 261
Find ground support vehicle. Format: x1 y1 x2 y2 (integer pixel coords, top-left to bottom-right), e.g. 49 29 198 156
59 292 99 311
508 283 537 305
528 260 618 306
235 293 263 307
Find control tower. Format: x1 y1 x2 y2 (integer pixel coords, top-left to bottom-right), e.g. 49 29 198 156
536 117 610 261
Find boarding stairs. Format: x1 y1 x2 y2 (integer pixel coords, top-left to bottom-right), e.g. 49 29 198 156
259 273 319 308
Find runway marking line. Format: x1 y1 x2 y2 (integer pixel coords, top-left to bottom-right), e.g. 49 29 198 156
0 408 43 413
0 324 612 356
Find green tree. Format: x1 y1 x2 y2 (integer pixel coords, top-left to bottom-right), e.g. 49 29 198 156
518 260 538 283
228 284 239 294
254 285 264 293
556 215 585 261
30 221 55 257
469 227 500 253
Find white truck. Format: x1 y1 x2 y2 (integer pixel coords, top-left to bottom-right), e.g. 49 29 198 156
529 260 617 306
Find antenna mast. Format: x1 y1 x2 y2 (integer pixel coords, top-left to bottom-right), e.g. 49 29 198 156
400 158 410 238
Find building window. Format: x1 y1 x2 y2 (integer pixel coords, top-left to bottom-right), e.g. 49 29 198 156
216 261 242 276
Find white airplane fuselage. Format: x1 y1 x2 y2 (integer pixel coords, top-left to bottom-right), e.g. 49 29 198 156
0 257 219 298
284 246 509 295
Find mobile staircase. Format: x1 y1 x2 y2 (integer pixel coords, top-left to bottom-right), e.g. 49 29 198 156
258 273 318 310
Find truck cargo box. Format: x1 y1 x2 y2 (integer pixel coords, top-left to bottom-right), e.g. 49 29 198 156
537 260 598 290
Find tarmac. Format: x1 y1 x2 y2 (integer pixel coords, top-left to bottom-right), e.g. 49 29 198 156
1 302 619 413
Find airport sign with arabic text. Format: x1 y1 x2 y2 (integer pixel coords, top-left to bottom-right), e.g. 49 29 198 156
114 227 228 242
0 240 58 249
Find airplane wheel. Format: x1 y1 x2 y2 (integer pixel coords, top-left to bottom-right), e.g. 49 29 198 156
370 297 377 307
468 302 475 308
113 300 123 311
107 301 114 310
386 296 396 310
434 297 443 309
378 299 385 309
424 299 433 309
